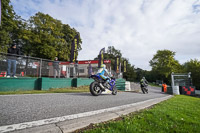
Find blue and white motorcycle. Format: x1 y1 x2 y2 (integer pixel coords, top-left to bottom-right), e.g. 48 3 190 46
89 74 117 96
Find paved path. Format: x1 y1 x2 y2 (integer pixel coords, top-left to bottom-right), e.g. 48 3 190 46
0 86 171 132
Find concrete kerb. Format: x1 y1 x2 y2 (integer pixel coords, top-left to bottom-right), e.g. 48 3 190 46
1 95 173 133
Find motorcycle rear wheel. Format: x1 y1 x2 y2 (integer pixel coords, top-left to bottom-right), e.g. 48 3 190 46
141 87 146 94
90 81 102 96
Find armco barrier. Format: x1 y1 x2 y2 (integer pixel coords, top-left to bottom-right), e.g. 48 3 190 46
0 78 40 91
0 77 72 91
40 78 73 90
116 78 126 91
73 78 93 87
0 78 126 91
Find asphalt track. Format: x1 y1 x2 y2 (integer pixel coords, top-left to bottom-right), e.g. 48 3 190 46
0 86 167 127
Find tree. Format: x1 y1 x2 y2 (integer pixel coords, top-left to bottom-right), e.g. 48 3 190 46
94 46 136 81
183 59 200 90
26 12 65 59
149 50 183 84
0 0 17 52
61 24 82 61
123 63 136 81
94 46 122 70
1 2 83 62
22 12 82 60
107 46 122 57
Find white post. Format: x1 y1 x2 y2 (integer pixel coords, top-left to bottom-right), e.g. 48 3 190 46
171 72 174 88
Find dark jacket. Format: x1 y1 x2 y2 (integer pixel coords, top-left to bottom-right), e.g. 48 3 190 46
7 48 20 60
140 79 148 87
53 61 60 69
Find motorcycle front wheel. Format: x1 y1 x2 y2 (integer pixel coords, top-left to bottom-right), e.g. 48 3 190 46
112 85 117 95
141 87 146 94
141 87 148 94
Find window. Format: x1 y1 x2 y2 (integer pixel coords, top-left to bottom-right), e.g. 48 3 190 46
79 68 85 73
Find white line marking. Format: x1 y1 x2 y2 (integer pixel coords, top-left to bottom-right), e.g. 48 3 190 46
0 95 172 133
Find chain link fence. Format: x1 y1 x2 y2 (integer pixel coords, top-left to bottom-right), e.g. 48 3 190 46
0 52 54 78
0 52 119 78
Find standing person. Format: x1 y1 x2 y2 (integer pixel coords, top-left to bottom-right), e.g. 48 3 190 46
164 83 167 93
7 44 20 78
162 83 165 92
53 57 60 78
88 63 92 77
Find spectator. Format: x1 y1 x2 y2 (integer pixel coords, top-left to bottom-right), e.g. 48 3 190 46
7 44 20 78
162 83 165 92
164 83 167 92
53 57 60 78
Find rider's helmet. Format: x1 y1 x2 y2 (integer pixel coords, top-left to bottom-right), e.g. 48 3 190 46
100 64 106 69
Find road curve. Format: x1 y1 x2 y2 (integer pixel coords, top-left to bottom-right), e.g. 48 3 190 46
0 86 168 126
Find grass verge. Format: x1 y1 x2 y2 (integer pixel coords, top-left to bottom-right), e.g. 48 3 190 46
81 95 200 133
0 86 89 95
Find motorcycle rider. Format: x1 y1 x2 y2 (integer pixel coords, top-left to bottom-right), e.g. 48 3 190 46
140 77 148 92
97 64 112 90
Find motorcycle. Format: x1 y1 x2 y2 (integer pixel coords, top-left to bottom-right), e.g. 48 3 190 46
141 84 148 94
89 74 117 96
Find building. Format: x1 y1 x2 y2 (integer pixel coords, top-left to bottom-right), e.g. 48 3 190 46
49 60 111 78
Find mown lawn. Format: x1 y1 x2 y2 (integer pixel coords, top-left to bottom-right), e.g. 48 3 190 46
83 95 200 133
0 86 89 95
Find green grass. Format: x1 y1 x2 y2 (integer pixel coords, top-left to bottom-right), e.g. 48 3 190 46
83 95 200 133
0 86 89 95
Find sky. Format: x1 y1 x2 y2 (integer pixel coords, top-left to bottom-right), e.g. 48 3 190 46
11 0 200 70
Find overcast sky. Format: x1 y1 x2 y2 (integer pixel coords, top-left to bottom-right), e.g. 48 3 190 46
11 0 200 70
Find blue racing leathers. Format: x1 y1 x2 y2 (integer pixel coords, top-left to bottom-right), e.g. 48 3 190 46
97 67 111 81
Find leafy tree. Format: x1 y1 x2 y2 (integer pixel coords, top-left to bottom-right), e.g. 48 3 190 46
18 20 34 55
94 46 136 81
26 12 65 59
149 50 183 84
134 68 146 82
22 12 82 60
107 46 122 57
105 46 122 71
61 24 82 61
11 16 28 51
183 59 200 90
123 62 136 81
106 46 121 70
0 0 17 52
94 46 122 70
1 1 83 61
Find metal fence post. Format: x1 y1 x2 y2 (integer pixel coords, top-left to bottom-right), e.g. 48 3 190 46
40 59 42 77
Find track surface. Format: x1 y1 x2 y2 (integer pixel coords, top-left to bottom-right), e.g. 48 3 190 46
0 86 167 126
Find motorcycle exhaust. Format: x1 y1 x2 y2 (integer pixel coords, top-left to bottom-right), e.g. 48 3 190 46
99 83 105 89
